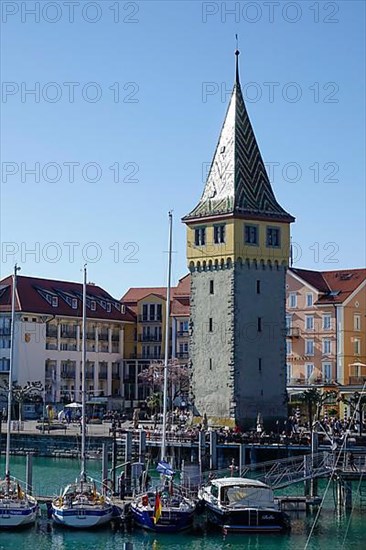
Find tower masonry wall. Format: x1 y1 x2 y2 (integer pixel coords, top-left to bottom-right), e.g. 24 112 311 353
189 269 234 423
233 263 287 429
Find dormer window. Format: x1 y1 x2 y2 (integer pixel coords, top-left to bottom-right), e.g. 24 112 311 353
195 227 206 246
52 297 58 307
72 298 78 309
90 301 96 311
107 303 112 313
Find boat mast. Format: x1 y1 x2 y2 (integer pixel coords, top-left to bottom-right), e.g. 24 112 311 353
161 211 173 462
5 264 20 477
81 264 87 481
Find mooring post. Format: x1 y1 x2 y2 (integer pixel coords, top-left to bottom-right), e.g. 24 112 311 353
344 480 352 510
209 430 217 470
139 430 146 463
304 455 310 496
26 453 33 496
250 446 257 465
239 444 246 474
125 431 132 463
198 430 206 471
310 431 319 497
102 443 108 484
111 428 117 494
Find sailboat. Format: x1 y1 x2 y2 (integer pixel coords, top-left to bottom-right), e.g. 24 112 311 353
130 212 196 532
0 265 38 529
51 266 113 528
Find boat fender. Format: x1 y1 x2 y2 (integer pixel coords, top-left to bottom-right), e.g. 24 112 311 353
142 494 149 506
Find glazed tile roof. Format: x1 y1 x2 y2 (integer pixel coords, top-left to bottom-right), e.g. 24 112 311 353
290 268 366 304
0 274 135 322
183 53 294 224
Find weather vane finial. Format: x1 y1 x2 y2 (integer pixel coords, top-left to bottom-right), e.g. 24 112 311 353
235 34 240 85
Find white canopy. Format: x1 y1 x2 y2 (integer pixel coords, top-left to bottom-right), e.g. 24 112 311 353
64 402 82 408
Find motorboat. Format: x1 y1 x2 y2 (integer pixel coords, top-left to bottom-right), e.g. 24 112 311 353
198 477 290 533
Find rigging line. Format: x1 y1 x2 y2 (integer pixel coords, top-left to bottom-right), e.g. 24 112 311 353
304 428 353 547
305 381 366 549
341 469 364 549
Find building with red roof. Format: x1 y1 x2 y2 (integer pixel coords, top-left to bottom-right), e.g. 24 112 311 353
120 275 190 410
286 268 366 411
0 273 135 409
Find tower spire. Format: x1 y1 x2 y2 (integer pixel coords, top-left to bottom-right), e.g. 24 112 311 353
235 34 240 85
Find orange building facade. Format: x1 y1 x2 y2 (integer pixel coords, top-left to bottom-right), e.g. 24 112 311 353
286 268 366 404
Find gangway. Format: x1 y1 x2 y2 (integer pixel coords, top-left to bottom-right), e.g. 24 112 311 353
238 452 334 490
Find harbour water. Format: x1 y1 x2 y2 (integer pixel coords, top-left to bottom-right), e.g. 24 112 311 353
0 456 365 549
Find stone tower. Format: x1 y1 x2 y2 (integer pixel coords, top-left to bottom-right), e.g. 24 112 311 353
182 51 295 429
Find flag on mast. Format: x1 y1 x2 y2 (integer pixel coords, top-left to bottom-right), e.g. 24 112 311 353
153 491 162 524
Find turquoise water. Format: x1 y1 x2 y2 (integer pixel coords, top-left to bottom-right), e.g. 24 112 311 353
0 456 365 549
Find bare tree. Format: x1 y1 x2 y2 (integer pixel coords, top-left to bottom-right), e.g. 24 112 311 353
0 380 43 422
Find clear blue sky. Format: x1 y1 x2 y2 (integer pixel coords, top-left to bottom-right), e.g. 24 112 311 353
1 1 365 298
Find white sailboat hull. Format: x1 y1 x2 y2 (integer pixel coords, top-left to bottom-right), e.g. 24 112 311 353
52 503 113 528
0 498 38 529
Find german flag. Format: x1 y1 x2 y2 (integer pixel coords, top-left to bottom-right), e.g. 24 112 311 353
153 491 162 524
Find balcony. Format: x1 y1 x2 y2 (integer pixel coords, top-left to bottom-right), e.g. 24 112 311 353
288 377 336 386
61 369 76 379
177 330 189 338
286 327 300 338
46 326 58 338
61 329 77 339
129 353 164 360
349 376 366 385
138 334 162 342
98 343 109 353
176 352 189 359
45 343 57 350
138 315 162 323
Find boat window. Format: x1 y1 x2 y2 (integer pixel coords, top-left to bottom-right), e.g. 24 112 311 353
225 486 275 507
210 485 219 499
